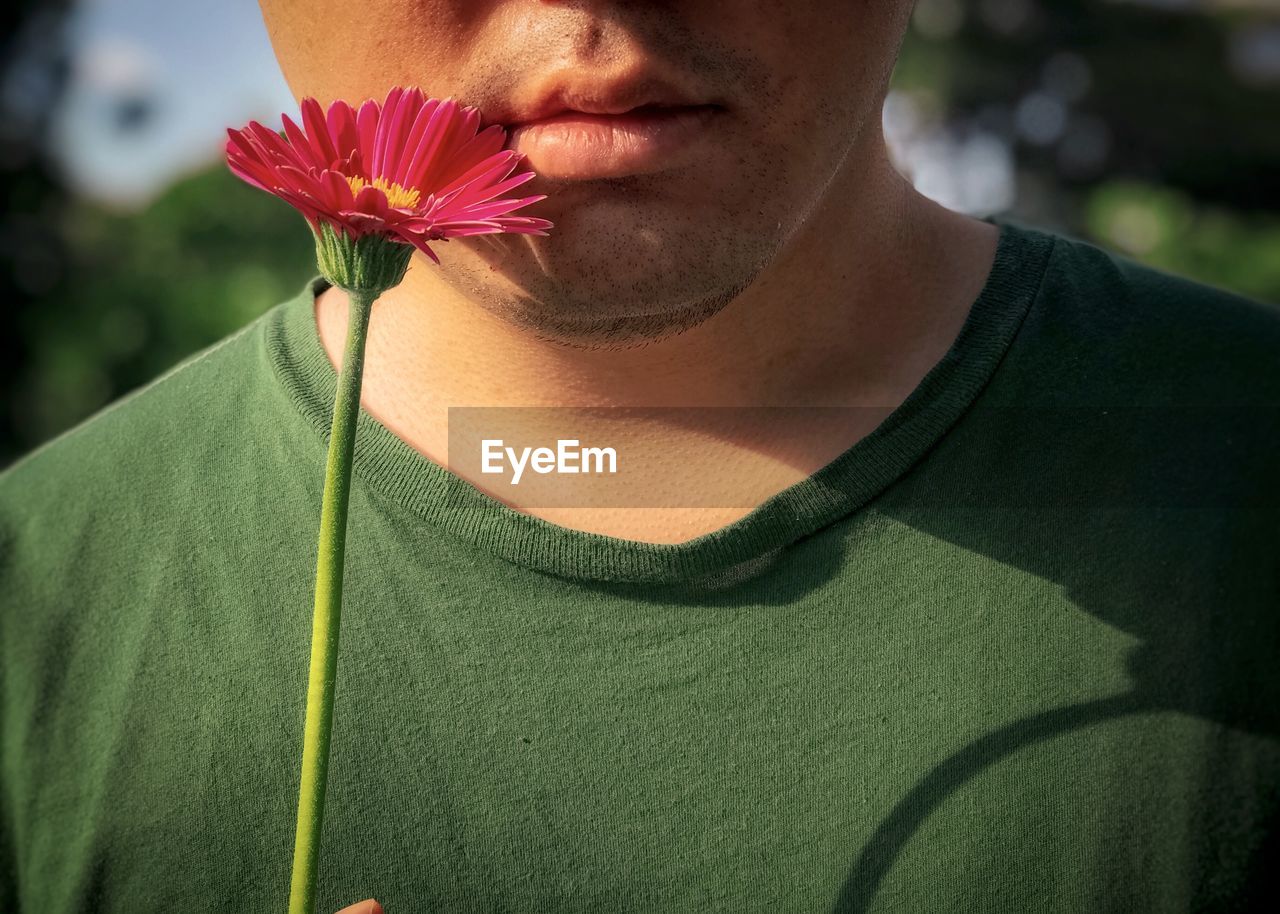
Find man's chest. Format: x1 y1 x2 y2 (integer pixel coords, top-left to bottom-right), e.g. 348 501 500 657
15 530 1279 912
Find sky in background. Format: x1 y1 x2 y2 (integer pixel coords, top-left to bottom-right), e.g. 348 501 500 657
51 0 296 207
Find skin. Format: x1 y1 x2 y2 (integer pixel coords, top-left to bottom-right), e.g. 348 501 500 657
257 0 999 544
335 902 382 914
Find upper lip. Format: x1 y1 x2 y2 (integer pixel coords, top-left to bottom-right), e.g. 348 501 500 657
498 71 716 127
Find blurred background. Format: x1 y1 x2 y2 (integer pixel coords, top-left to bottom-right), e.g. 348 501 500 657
1 0 1278 468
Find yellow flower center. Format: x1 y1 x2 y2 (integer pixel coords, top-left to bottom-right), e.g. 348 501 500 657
347 175 421 209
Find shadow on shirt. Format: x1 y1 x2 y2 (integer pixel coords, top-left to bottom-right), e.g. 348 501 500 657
829 403 1280 912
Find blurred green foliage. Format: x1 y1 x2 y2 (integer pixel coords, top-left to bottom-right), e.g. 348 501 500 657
8 167 316 462
1083 182 1280 303
888 0 1280 293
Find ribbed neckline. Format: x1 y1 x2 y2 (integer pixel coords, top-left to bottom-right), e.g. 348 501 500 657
265 216 1057 585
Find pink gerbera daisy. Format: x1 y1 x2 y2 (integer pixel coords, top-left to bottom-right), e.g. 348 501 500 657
225 86 553 265
225 88 555 914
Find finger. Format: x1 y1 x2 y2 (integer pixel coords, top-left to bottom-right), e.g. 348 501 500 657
335 900 383 914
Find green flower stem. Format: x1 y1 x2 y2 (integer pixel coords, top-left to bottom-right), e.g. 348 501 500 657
288 286 377 914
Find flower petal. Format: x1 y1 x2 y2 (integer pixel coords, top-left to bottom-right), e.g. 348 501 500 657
447 195 545 225
301 97 340 168
280 113 325 172
401 232 443 264
399 98 462 191
318 169 358 210
371 86 404 178
429 150 523 206
377 86 422 181
428 123 509 188
351 181 392 217
326 100 361 165
445 169 538 211
355 99 381 178
391 96 442 188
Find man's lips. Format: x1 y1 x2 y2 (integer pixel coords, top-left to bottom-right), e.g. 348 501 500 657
506 104 722 181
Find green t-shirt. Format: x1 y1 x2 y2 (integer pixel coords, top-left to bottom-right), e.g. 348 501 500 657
2 218 1278 913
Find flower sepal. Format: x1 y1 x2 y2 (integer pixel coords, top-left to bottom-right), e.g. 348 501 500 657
312 221 415 295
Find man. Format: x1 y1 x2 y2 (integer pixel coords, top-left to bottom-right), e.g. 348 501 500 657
2 2 1277 912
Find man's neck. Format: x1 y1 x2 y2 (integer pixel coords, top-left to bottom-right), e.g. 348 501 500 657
313 141 1000 542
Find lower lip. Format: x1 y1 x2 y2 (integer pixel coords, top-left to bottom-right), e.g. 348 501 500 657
507 105 721 180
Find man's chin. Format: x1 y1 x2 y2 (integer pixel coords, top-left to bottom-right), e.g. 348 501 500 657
500 283 751 351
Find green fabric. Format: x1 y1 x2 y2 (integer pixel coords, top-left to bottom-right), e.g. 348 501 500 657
2 217 1278 913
